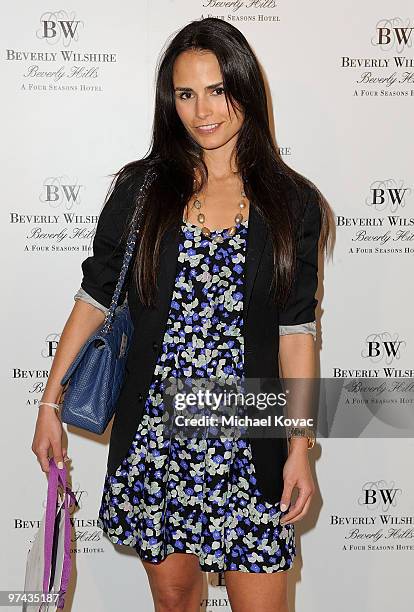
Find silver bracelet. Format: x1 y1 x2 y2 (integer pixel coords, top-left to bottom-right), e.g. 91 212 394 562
39 401 61 410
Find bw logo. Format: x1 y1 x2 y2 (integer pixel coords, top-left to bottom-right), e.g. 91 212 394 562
358 480 402 511
372 18 414 53
36 11 84 46
366 180 412 213
42 334 61 358
361 333 406 364
40 177 83 210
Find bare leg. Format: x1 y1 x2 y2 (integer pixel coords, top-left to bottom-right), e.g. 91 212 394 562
141 552 203 612
224 570 289 612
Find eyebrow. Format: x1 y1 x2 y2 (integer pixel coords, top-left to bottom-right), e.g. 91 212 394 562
174 81 223 92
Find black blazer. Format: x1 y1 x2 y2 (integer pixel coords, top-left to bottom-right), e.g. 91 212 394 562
80 171 321 505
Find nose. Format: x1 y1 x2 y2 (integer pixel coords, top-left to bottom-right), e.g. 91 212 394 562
195 94 213 120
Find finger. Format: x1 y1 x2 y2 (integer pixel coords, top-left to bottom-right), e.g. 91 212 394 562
36 446 51 473
51 440 64 470
280 480 295 512
280 488 311 524
283 494 313 525
282 488 313 524
281 489 307 525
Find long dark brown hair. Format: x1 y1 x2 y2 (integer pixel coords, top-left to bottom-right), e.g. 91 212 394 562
106 17 334 308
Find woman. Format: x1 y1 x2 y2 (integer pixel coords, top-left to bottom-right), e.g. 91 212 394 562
32 17 333 612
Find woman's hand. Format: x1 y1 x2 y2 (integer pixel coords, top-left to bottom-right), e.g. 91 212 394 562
30 301 105 474
279 441 315 525
31 406 68 473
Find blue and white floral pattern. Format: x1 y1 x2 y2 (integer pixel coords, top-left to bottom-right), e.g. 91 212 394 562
97 217 296 573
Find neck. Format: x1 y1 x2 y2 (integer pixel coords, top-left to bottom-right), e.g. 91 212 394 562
200 137 239 181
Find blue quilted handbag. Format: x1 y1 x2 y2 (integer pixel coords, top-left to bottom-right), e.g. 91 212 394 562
59 169 156 434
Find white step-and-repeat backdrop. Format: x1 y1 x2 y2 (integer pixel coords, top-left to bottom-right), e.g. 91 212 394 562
1 1 413 611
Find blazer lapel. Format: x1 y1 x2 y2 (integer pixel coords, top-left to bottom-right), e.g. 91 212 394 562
156 222 181 323
157 202 269 318
244 202 269 312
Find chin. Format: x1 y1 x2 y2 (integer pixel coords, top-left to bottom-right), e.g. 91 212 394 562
201 142 228 151
194 131 233 147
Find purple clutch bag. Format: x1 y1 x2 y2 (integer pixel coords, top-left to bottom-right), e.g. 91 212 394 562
23 458 77 611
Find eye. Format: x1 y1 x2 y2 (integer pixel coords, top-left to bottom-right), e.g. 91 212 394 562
213 87 225 96
177 91 193 101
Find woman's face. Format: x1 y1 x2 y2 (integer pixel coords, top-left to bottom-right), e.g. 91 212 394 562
173 49 244 151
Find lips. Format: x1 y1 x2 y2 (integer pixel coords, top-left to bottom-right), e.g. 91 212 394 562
195 122 222 134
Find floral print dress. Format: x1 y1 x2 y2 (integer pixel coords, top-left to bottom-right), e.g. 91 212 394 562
97 217 296 573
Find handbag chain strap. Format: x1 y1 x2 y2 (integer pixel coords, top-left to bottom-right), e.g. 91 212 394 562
101 168 157 334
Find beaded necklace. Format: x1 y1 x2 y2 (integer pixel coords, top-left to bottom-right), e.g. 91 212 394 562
185 176 248 243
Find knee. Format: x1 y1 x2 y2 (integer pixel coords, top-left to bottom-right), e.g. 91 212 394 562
155 583 194 611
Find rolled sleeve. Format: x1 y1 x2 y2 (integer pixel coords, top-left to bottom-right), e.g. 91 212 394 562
74 286 109 316
279 320 317 341
278 188 321 327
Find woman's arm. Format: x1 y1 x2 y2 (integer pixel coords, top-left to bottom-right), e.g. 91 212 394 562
278 333 317 524
278 187 321 452
279 332 317 453
276 187 322 523
32 301 105 473
41 300 106 403
31 168 141 474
